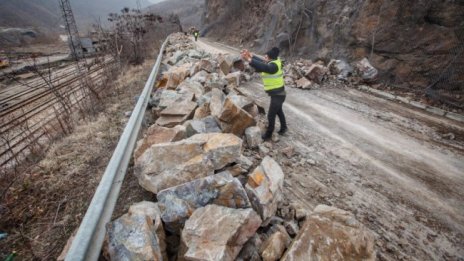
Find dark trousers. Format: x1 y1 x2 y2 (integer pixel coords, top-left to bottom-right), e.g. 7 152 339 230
266 95 287 135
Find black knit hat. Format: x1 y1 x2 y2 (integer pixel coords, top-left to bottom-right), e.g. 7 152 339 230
266 47 280 60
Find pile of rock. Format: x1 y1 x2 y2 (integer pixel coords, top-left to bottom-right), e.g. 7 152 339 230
104 33 376 261
283 57 378 89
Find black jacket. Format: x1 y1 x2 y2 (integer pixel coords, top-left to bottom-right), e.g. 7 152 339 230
249 56 285 96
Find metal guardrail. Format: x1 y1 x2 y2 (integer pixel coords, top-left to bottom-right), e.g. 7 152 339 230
65 37 170 261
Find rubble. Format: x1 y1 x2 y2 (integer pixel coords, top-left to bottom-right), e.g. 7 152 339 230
245 156 285 223
134 125 186 160
305 64 329 84
245 126 262 148
260 225 291 261
134 133 242 194
328 59 353 81
155 100 197 128
106 201 167 261
180 205 262 261
295 77 312 89
356 58 378 82
157 171 250 231
281 205 376 261
217 94 256 136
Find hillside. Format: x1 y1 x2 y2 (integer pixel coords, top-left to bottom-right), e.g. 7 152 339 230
202 0 464 96
146 0 205 29
0 0 153 32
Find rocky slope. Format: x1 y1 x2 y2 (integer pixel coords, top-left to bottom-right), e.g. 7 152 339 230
146 0 205 29
201 0 464 90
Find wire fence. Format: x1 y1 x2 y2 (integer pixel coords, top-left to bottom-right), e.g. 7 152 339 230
424 27 464 109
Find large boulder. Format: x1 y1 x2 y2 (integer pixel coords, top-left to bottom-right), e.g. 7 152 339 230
281 205 376 261
106 202 166 261
217 95 257 136
295 77 312 89
328 59 353 81
260 225 291 261
245 126 262 148
134 133 243 194
225 71 241 88
184 116 222 137
210 88 225 117
157 171 251 231
134 125 186 160
355 58 378 82
305 64 329 84
155 100 197 128
165 63 191 89
245 156 284 223
179 205 262 261
177 80 205 100
218 54 237 75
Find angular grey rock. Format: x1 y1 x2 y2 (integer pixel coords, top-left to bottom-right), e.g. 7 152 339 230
236 234 263 261
158 90 180 109
106 201 166 261
210 88 225 117
134 125 186 160
245 126 262 148
260 225 291 261
156 100 197 128
217 95 257 136
184 116 222 137
180 205 262 261
190 70 210 85
177 80 205 100
356 58 378 82
246 156 285 223
225 71 241 87
157 172 251 231
281 205 376 261
135 133 243 194
328 59 353 81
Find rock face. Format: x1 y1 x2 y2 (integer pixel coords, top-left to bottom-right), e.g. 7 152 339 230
134 133 243 194
134 125 186 160
245 156 285 223
203 0 464 89
157 171 251 230
281 205 376 261
180 205 262 261
106 202 166 261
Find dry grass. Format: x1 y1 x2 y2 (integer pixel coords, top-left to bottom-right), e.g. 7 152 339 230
0 60 155 260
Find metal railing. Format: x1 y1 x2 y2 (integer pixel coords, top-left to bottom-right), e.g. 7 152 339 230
65 37 169 261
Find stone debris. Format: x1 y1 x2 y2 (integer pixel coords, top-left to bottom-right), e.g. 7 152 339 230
155 100 197 128
106 201 166 261
246 156 285 223
356 58 379 82
218 94 256 136
134 133 242 194
179 205 262 261
245 126 262 148
157 171 250 231
260 225 291 261
281 205 376 261
105 33 377 261
295 77 312 89
305 64 329 84
134 125 186 160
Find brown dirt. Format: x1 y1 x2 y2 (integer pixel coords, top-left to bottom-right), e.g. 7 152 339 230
196 39 464 261
0 61 154 260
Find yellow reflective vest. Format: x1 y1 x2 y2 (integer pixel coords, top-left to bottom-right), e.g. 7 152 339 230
261 58 284 91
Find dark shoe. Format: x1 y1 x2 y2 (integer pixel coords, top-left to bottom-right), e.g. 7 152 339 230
262 133 272 141
278 128 287 135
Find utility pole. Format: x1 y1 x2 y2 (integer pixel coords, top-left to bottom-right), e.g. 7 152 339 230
58 0 83 60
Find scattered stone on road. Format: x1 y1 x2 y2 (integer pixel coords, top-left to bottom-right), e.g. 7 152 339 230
281 205 376 261
179 204 262 261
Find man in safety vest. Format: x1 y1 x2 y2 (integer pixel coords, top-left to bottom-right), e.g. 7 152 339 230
194 30 199 42
241 47 287 141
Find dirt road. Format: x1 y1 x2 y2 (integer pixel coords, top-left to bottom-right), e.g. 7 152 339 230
196 39 464 261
